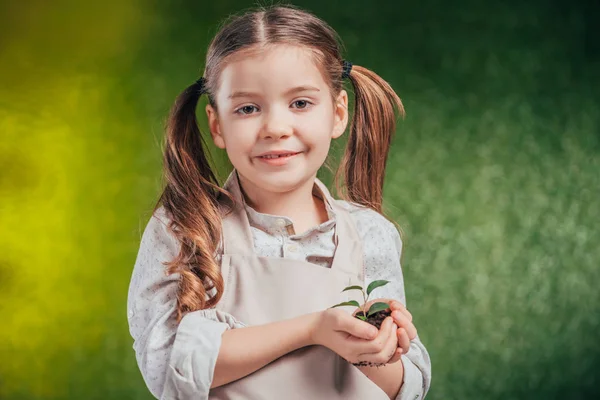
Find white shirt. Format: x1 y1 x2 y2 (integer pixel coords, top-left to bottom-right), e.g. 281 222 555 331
127 177 431 399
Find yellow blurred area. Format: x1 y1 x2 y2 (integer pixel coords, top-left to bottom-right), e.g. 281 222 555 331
1 0 149 396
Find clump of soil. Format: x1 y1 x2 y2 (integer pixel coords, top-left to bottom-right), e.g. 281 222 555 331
351 308 393 368
354 308 392 330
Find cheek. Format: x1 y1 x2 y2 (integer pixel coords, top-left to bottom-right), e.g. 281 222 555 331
224 137 252 158
220 120 256 151
302 129 333 161
300 113 335 147
300 104 335 130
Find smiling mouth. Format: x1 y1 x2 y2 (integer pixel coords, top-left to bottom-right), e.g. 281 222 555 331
258 152 300 159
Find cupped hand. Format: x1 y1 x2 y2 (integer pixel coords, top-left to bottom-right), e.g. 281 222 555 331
353 298 418 364
310 307 399 365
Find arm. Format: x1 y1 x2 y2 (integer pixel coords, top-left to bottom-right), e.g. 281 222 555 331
128 208 321 398
128 208 231 399
353 210 432 399
395 337 432 400
211 312 319 388
358 360 405 399
387 225 432 400
358 336 431 400
130 207 425 399
211 300 387 389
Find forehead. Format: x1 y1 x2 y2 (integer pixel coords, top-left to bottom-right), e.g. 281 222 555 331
216 44 330 97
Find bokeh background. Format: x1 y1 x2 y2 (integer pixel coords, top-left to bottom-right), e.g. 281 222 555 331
1 0 599 399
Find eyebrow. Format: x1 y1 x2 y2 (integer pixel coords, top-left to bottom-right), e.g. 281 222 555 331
227 85 321 100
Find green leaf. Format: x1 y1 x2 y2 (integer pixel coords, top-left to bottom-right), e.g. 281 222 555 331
341 285 364 293
366 280 390 296
355 315 368 321
367 302 390 317
330 300 360 309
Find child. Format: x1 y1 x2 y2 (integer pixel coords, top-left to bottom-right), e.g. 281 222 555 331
127 5 431 400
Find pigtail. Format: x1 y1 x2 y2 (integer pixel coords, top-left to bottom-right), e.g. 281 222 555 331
335 65 405 214
155 81 232 322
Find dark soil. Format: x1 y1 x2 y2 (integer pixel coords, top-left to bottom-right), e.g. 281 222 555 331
355 309 392 330
350 309 393 368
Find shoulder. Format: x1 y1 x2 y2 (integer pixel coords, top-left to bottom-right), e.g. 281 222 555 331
335 200 406 302
137 206 181 262
150 205 172 230
128 206 182 314
334 199 402 250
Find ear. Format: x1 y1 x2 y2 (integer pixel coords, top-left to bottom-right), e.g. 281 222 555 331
332 89 349 139
206 104 226 149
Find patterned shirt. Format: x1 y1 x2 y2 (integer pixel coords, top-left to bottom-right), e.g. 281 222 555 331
127 175 432 400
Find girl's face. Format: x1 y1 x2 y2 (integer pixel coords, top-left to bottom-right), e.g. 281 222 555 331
206 44 348 196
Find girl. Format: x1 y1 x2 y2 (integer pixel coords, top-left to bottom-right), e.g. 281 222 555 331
127 5 431 400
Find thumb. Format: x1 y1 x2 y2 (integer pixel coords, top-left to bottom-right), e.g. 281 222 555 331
338 314 378 340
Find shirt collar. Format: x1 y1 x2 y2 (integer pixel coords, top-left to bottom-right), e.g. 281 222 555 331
223 169 337 237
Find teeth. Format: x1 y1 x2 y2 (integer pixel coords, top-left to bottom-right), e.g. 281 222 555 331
262 154 292 159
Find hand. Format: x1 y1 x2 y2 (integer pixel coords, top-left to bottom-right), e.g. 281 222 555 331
352 315 400 367
309 308 398 366
354 298 418 364
388 299 417 355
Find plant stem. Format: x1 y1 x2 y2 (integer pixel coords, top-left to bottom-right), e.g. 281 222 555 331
361 290 368 316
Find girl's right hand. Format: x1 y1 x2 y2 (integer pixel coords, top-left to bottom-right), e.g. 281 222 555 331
309 308 399 365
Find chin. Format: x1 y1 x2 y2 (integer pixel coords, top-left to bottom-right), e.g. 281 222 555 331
253 176 306 193
240 169 309 193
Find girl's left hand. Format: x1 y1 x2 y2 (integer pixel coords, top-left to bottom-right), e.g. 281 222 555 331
354 298 418 363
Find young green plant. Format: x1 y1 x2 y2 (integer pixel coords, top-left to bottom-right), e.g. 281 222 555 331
330 279 391 321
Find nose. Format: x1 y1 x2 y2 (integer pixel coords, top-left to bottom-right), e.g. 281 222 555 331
260 106 293 140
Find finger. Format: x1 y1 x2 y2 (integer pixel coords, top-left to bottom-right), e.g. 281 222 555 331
382 322 399 362
392 300 412 320
387 346 404 364
389 300 405 310
363 298 394 313
391 311 418 340
339 314 379 340
388 299 401 308
397 328 411 354
360 317 394 355
390 304 412 323
364 320 398 364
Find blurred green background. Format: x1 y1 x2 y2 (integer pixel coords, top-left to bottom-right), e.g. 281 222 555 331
1 0 598 399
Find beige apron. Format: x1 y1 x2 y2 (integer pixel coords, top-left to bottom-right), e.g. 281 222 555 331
210 172 388 399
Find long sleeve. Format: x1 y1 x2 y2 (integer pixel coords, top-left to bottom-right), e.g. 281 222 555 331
127 207 245 399
356 209 432 400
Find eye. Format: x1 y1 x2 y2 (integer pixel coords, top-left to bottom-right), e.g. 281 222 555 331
235 105 259 115
291 99 313 110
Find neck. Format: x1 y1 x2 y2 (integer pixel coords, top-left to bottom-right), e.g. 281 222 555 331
236 173 328 232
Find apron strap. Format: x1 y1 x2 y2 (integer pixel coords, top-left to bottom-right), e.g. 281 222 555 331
220 170 256 255
326 199 365 280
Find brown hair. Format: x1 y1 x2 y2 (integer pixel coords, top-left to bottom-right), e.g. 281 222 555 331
156 4 404 321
